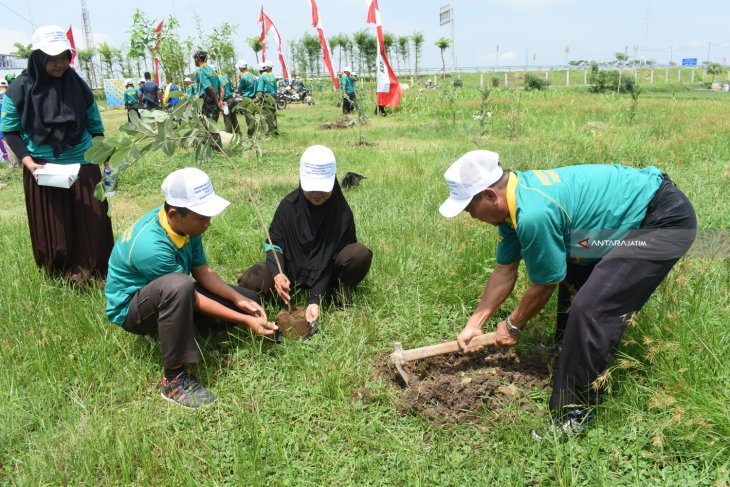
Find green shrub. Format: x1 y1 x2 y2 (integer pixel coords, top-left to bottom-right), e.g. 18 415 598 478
588 64 636 93
524 73 550 91
490 76 500 87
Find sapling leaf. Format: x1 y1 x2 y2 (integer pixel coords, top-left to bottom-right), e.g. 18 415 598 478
94 181 105 201
110 147 131 166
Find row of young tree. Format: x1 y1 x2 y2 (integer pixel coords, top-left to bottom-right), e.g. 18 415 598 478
10 11 443 85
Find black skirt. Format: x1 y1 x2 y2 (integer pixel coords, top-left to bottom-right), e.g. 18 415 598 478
22 163 114 280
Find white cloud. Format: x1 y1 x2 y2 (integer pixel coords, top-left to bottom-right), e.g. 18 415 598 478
0 28 30 54
500 51 519 61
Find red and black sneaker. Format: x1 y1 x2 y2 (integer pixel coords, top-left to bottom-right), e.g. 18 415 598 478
161 371 216 409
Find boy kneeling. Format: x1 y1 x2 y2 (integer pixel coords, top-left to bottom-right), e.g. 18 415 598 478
105 168 277 408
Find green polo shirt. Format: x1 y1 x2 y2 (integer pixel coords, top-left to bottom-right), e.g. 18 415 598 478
339 74 355 94
195 64 220 98
219 74 234 99
105 206 207 325
185 84 197 98
238 72 257 98
124 87 139 105
0 95 104 164
256 72 277 95
495 164 663 284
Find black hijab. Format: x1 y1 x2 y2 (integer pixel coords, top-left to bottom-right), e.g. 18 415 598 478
269 180 356 287
5 49 94 157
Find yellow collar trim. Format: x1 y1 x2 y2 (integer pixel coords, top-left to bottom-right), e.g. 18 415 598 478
158 207 189 249
505 172 518 228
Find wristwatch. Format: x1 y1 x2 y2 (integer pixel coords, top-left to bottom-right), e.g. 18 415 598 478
505 316 522 336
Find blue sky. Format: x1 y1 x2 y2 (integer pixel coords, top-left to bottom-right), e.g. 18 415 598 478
1 0 729 72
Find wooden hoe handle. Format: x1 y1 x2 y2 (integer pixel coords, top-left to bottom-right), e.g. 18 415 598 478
398 332 497 363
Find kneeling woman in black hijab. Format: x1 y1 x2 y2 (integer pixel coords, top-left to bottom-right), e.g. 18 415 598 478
1 25 113 282
238 145 372 324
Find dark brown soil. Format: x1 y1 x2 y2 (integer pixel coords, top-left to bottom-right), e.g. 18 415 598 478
383 349 554 425
275 307 310 339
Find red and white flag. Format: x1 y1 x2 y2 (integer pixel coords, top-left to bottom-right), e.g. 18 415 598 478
153 20 164 86
66 26 79 73
366 0 401 108
258 7 289 79
307 0 338 90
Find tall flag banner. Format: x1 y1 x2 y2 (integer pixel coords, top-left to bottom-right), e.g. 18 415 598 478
153 20 164 86
66 26 79 73
308 0 338 89
366 0 401 108
258 7 290 79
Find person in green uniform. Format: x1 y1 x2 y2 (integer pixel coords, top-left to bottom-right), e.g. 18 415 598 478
255 60 278 136
236 59 258 138
218 68 240 135
123 79 141 121
183 76 196 99
105 167 277 409
339 66 356 114
193 50 222 123
439 150 697 439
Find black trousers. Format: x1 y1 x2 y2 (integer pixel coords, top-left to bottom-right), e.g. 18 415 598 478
238 243 372 303
342 93 356 114
122 273 259 369
550 177 697 416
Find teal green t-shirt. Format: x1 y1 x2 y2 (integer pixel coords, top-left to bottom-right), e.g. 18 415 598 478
256 73 277 95
339 75 355 94
0 96 104 164
195 64 220 98
219 74 234 99
124 87 139 105
105 206 207 325
238 72 257 98
185 84 197 97
495 164 663 284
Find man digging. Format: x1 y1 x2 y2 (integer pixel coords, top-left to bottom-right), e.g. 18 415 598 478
439 150 696 439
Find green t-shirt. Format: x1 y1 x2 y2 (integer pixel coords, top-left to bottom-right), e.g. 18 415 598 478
185 84 197 97
105 206 207 325
0 95 104 164
256 73 277 95
238 72 257 98
195 64 221 98
496 164 663 284
339 75 355 94
124 87 139 105
219 74 234 99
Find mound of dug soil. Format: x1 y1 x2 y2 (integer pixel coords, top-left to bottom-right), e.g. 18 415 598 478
275 307 311 339
387 350 553 424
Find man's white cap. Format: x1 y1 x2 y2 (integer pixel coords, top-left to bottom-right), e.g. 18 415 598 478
139 78 145 83
184 76 192 82
439 150 503 218
162 168 230 217
0 80 7 87
31 25 72 56
342 66 352 73
257 62 266 71
237 59 248 69
300 145 336 192
263 60 273 69
124 78 133 85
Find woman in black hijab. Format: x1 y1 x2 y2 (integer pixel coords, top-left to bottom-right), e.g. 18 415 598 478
0 25 114 282
239 145 373 325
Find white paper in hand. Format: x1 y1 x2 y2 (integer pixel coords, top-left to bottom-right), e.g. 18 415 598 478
34 163 81 189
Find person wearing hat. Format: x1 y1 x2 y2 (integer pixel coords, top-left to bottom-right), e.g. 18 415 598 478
0 25 114 282
183 76 196 99
439 150 697 439
105 167 277 408
218 67 240 135
236 60 258 138
123 79 141 121
139 71 161 109
238 145 373 326
339 67 356 114
255 60 278 136
193 50 223 125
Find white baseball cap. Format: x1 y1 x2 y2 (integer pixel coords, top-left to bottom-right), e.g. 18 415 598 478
237 59 248 69
439 150 504 218
263 60 273 69
162 168 230 217
342 66 352 73
184 76 192 82
300 145 336 192
32 25 72 56
139 78 145 84
0 80 8 87
124 79 133 86
257 62 266 71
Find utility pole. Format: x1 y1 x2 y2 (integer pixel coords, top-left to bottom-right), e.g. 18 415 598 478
81 0 98 88
496 44 499 70
525 47 528 71
565 45 569 66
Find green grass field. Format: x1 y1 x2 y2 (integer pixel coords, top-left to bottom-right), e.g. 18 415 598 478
1 81 728 485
